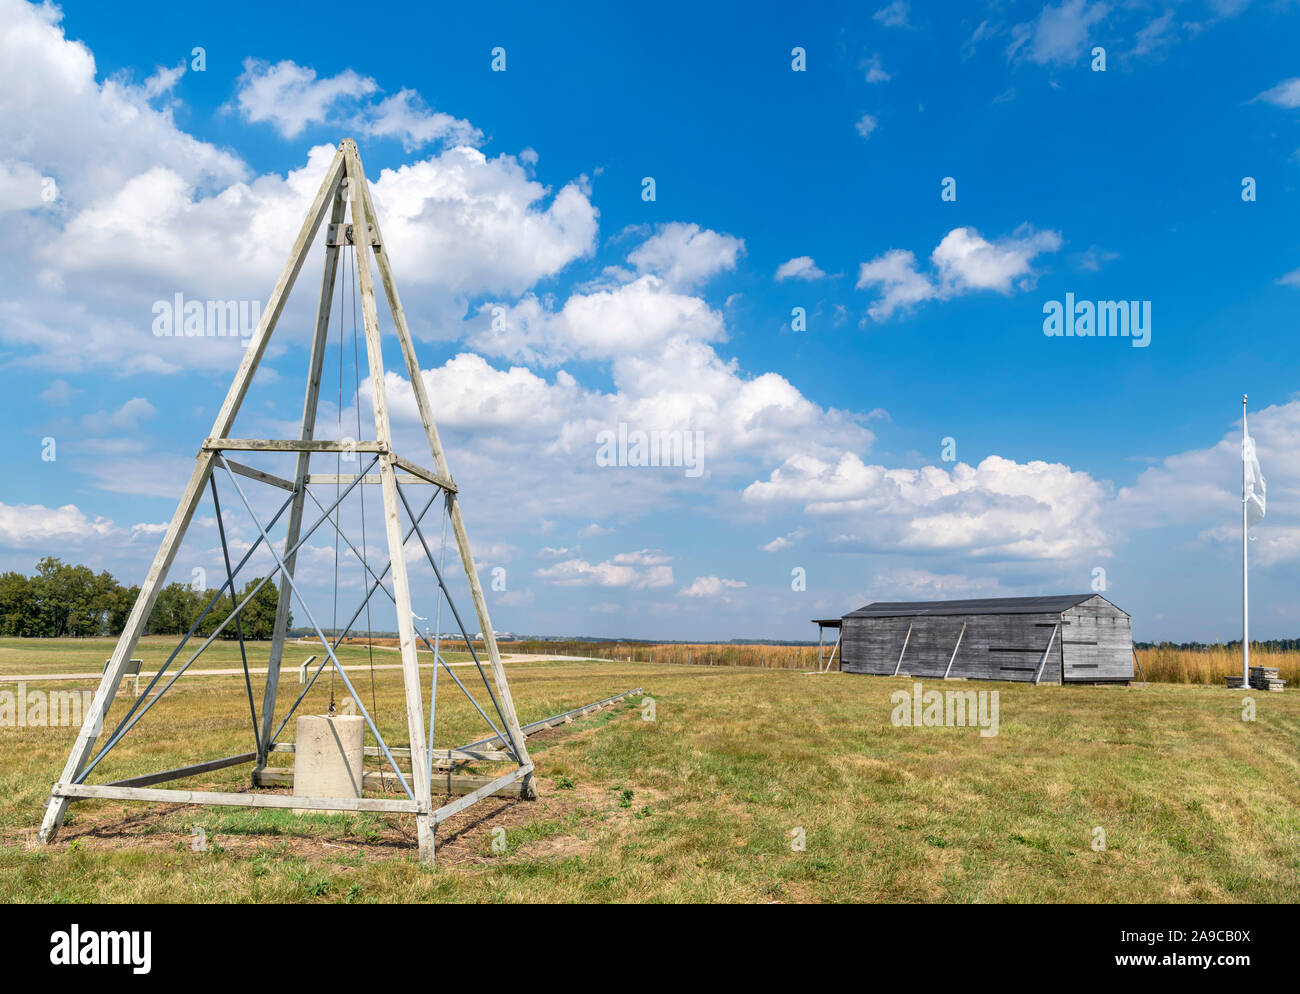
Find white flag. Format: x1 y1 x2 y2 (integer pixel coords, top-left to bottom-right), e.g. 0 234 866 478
1243 435 1266 518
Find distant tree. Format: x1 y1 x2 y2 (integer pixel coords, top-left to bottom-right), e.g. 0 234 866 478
107 583 139 635
147 582 201 635
31 557 74 636
239 578 286 640
197 588 232 639
0 571 35 636
0 561 288 640
63 564 110 636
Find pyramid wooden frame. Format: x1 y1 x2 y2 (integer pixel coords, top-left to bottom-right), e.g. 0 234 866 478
36 140 534 865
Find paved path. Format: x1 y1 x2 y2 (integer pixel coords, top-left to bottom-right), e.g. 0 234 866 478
0 653 598 684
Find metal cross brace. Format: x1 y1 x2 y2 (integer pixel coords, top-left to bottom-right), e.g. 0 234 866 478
267 492 438 745
210 475 261 755
394 480 521 758
76 455 378 783
217 455 414 798
304 482 517 759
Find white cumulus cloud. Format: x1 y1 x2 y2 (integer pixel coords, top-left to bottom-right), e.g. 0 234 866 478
775 256 826 281
856 225 1061 321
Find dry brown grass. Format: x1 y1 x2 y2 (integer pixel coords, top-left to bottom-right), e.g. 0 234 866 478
506 639 1300 687
502 640 822 670
1136 648 1299 685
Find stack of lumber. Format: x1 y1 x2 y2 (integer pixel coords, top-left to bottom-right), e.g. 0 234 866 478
1224 666 1285 692
1250 666 1285 692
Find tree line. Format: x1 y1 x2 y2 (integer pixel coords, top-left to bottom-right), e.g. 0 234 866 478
1136 639 1300 652
0 557 286 639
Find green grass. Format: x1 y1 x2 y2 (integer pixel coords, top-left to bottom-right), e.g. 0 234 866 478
0 635 476 675
0 637 1297 902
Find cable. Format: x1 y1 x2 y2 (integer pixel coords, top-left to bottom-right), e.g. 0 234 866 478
328 239 346 715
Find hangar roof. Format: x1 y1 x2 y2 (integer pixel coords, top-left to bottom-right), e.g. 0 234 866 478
844 594 1126 619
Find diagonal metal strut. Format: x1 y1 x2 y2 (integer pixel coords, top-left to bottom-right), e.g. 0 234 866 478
301 484 517 757
77 457 378 783
216 455 414 799
394 480 520 757
268 492 438 746
210 475 261 755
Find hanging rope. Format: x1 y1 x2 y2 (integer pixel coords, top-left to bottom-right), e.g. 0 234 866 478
427 491 449 784
328 238 347 715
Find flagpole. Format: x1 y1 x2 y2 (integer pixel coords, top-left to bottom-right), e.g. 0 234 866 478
1242 393 1249 690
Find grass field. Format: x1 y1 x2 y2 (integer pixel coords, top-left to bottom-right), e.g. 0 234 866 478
1 637 1298 902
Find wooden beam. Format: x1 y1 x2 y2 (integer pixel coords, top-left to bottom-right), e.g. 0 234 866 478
53 782 420 814
205 438 385 453
37 452 218 844
262 174 348 764
106 752 257 789
389 453 457 493
206 146 347 443
893 623 912 677
326 221 379 247
1033 623 1060 686
943 622 967 680
822 631 842 674
268 743 511 764
253 767 532 798
344 141 435 865
432 765 533 824
353 153 534 795
224 459 295 493
458 687 643 752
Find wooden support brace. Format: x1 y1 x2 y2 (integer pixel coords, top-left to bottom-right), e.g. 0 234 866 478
204 438 386 453
342 141 435 864
431 765 533 825
223 459 296 493
326 222 379 247
457 686 644 752
943 623 967 680
268 743 510 764
1131 646 1146 683
893 623 913 677
52 782 422 814
253 767 532 798
822 632 842 674
107 752 257 789
389 453 457 493
1034 623 1060 685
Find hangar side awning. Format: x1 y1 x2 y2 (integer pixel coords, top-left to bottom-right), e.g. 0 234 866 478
811 619 842 673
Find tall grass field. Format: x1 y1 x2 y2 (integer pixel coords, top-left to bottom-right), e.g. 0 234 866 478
503 639 1300 685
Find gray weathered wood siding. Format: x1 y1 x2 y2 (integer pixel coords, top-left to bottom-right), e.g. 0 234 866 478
1061 595 1133 682
839 594 1131 684
841 612 1063 682
841 616 911 675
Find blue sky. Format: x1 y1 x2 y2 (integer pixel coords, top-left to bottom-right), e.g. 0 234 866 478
2 0 1299 642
